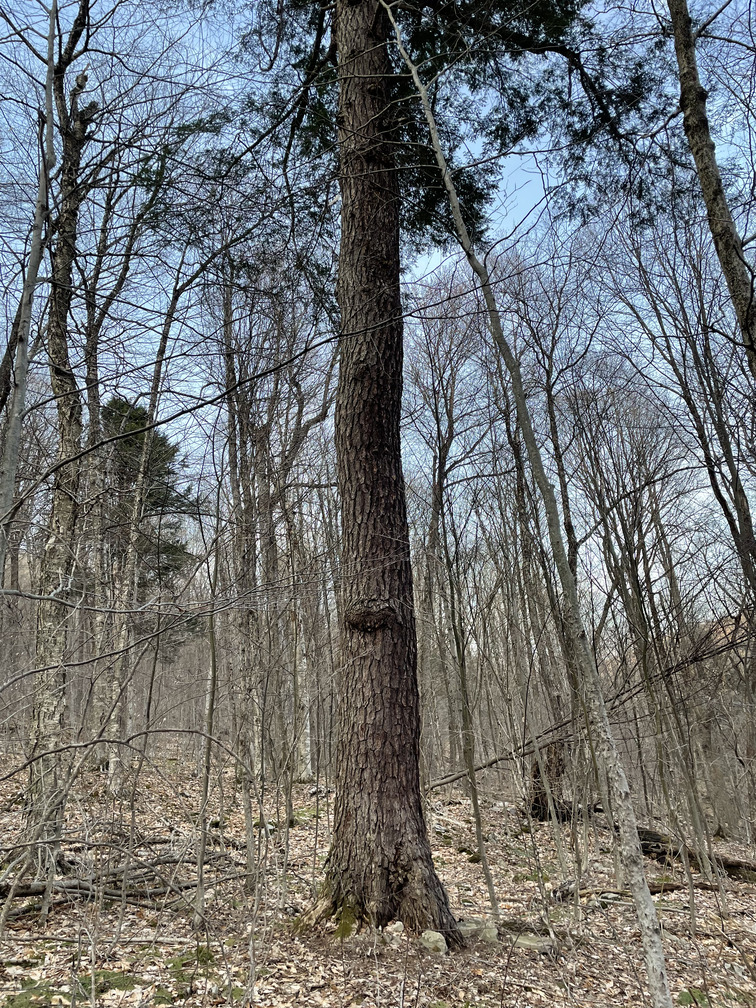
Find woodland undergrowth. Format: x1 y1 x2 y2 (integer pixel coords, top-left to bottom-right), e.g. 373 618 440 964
0 757 754 1008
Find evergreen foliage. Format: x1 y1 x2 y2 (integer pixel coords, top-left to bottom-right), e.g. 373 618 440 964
101 397 195 589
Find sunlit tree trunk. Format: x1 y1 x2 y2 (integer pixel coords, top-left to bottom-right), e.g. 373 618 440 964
0 3 56 585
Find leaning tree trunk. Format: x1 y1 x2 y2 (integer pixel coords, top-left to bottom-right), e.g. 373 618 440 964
383 11 673 1003
0 0 57 583
303 0 459 940
667 0 756 383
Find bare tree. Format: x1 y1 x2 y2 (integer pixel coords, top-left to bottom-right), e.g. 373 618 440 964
666 0 756 381
385 12 673 1002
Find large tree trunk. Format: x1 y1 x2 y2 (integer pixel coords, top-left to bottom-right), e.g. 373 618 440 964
304 0 459 940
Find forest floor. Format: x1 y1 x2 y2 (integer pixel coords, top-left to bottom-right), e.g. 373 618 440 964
0 759 755 1008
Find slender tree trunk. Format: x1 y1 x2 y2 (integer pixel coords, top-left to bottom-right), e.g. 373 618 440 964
304 0 459 940
106 259 187 788
667 0 756 382
194 553 219 931
0 3 56 583
384 11 673 1000
442 526 500 917
29 35 97 872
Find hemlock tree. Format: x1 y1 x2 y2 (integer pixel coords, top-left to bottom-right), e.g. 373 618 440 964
302 0 460 939
100 396 194 591
289 0 601 938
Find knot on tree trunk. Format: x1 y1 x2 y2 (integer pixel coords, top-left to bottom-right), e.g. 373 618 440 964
346 597 400 631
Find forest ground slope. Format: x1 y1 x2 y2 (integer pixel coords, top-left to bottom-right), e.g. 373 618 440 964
0 762 754 1007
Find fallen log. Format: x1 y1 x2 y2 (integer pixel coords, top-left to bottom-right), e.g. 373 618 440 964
637 828 756 881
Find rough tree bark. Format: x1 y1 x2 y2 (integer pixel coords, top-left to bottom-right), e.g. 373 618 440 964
667 0 756 382
303 0 460 940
